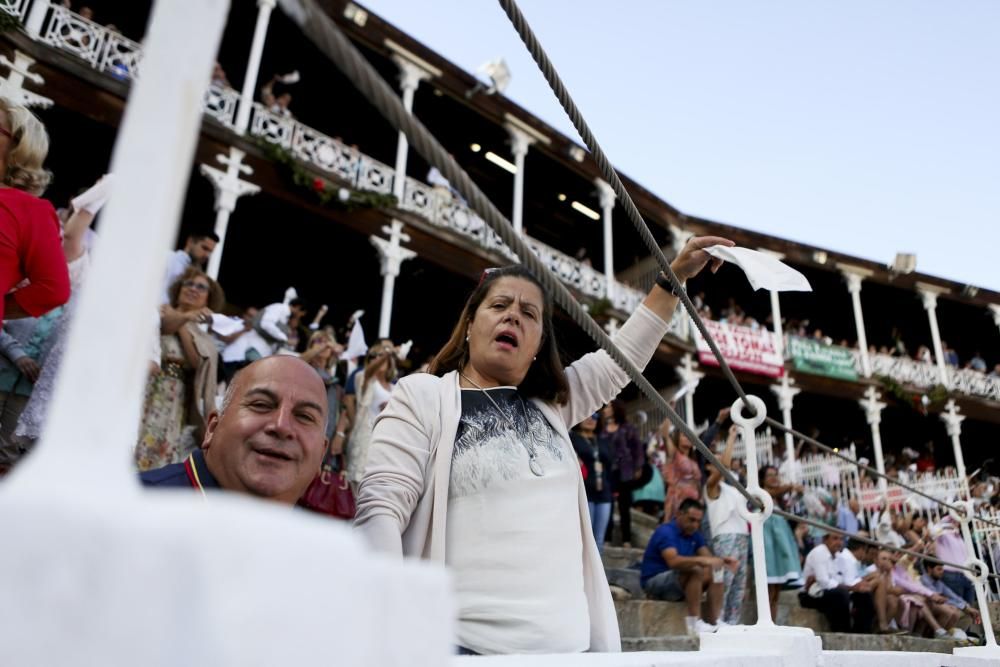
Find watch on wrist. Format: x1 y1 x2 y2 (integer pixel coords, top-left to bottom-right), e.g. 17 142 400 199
655 272 684 297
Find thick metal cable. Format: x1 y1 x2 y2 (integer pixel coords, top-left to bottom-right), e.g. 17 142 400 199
494 0 1000 537
765 416 1000 533
494 0 756 416
772 507 1000 581
273 0 764 511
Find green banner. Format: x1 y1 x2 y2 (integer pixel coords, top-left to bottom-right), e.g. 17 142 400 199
788 336 858 381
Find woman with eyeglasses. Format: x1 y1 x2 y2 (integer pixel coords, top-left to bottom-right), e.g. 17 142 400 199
135 266 225 471
355 235 734 655
571 411 613 553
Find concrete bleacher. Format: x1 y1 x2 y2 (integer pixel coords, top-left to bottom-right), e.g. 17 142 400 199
604 510 1000 654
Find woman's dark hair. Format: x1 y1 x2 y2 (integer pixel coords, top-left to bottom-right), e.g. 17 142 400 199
168 266 225 312
759 464 778 487
609 399 627 424
428 265 569 405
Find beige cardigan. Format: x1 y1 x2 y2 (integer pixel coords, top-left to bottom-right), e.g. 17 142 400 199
354 304 670 652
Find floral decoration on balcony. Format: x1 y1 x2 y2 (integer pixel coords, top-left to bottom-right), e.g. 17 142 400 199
878 374 949 414
259 140 397 212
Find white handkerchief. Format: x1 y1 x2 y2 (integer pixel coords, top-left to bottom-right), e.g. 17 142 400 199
71 174 114 215
704 245 812 292
210 314 245 337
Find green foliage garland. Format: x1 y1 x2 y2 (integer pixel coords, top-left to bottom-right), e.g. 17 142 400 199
258 140 397 211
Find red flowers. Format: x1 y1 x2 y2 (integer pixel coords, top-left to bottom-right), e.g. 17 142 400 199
312 177 326 193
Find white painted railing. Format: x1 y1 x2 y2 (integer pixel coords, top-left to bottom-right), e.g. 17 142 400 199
0 0 29 20
40 5 141 79
203 83 240 129
863 352 1000 402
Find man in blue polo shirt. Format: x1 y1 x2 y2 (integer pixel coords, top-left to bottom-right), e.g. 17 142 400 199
640 498 736 633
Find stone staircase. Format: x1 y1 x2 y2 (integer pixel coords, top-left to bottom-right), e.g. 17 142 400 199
602 510 1000 654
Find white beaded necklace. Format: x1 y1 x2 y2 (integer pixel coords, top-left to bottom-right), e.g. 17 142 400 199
460 372 545 477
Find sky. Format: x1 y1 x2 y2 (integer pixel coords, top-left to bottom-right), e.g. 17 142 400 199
362 0 999 291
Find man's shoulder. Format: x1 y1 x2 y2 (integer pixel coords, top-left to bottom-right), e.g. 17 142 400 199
139 460 192 487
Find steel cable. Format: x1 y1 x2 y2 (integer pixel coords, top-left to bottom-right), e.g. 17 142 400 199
772 507 1000 581
494 0 1000 537
274 0 766 510
494 0 756 415
765 416 1000 533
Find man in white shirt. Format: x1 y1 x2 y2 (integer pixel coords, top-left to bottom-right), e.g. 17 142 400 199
221 302 290 379
799 533 875 633
162 232 218 304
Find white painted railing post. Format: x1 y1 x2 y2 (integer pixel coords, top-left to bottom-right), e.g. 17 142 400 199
839 265 873 378
860 386 887 499
371 219 416 339
200 147 260 280
23 0 50 38
390 57 431 199
234 0 276 135
940 399 970 500
951 501 1000 658
507 124 534 235
677 353 702 430
770 376 800 483
917 283 950 387
3 0 228 484
596 178 616 301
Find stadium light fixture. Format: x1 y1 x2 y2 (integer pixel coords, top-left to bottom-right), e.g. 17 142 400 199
484 151 517 174
571 201 601 220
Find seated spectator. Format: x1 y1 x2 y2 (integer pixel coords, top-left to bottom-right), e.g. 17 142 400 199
931 517 977 606
0 99 70 328
639 498 735 634
162 232 218 304
800 533 874 633
135 268 224 471
141 356 328 504
835 537 893 632
889 547 961 638
920 563 979 641
942 342 959 368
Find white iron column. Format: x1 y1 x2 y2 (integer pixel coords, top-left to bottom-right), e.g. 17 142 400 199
24 0 50 38
0 51 53 108
390 58 431 199
677 353 703 430
371 220 417 339
506 125 535 235
770 376 800 482
839 265 873 378
596 178 616 300
941 399 969 498
860 387 887 496
199 147 260 280
234 0 276 135
917 283 949 386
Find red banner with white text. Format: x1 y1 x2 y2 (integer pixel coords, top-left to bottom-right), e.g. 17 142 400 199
693 320 785 378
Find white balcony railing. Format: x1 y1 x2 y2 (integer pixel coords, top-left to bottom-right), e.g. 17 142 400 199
865 352 1000 402
40 5 140 79
0 0 29 20
202 84 240 129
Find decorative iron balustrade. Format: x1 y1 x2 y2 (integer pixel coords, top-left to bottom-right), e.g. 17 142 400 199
865 352 1000 402
39 5 140 79
0 0 29 20
202 84 239 129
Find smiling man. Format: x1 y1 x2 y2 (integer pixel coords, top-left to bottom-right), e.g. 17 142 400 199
140 356 329 504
